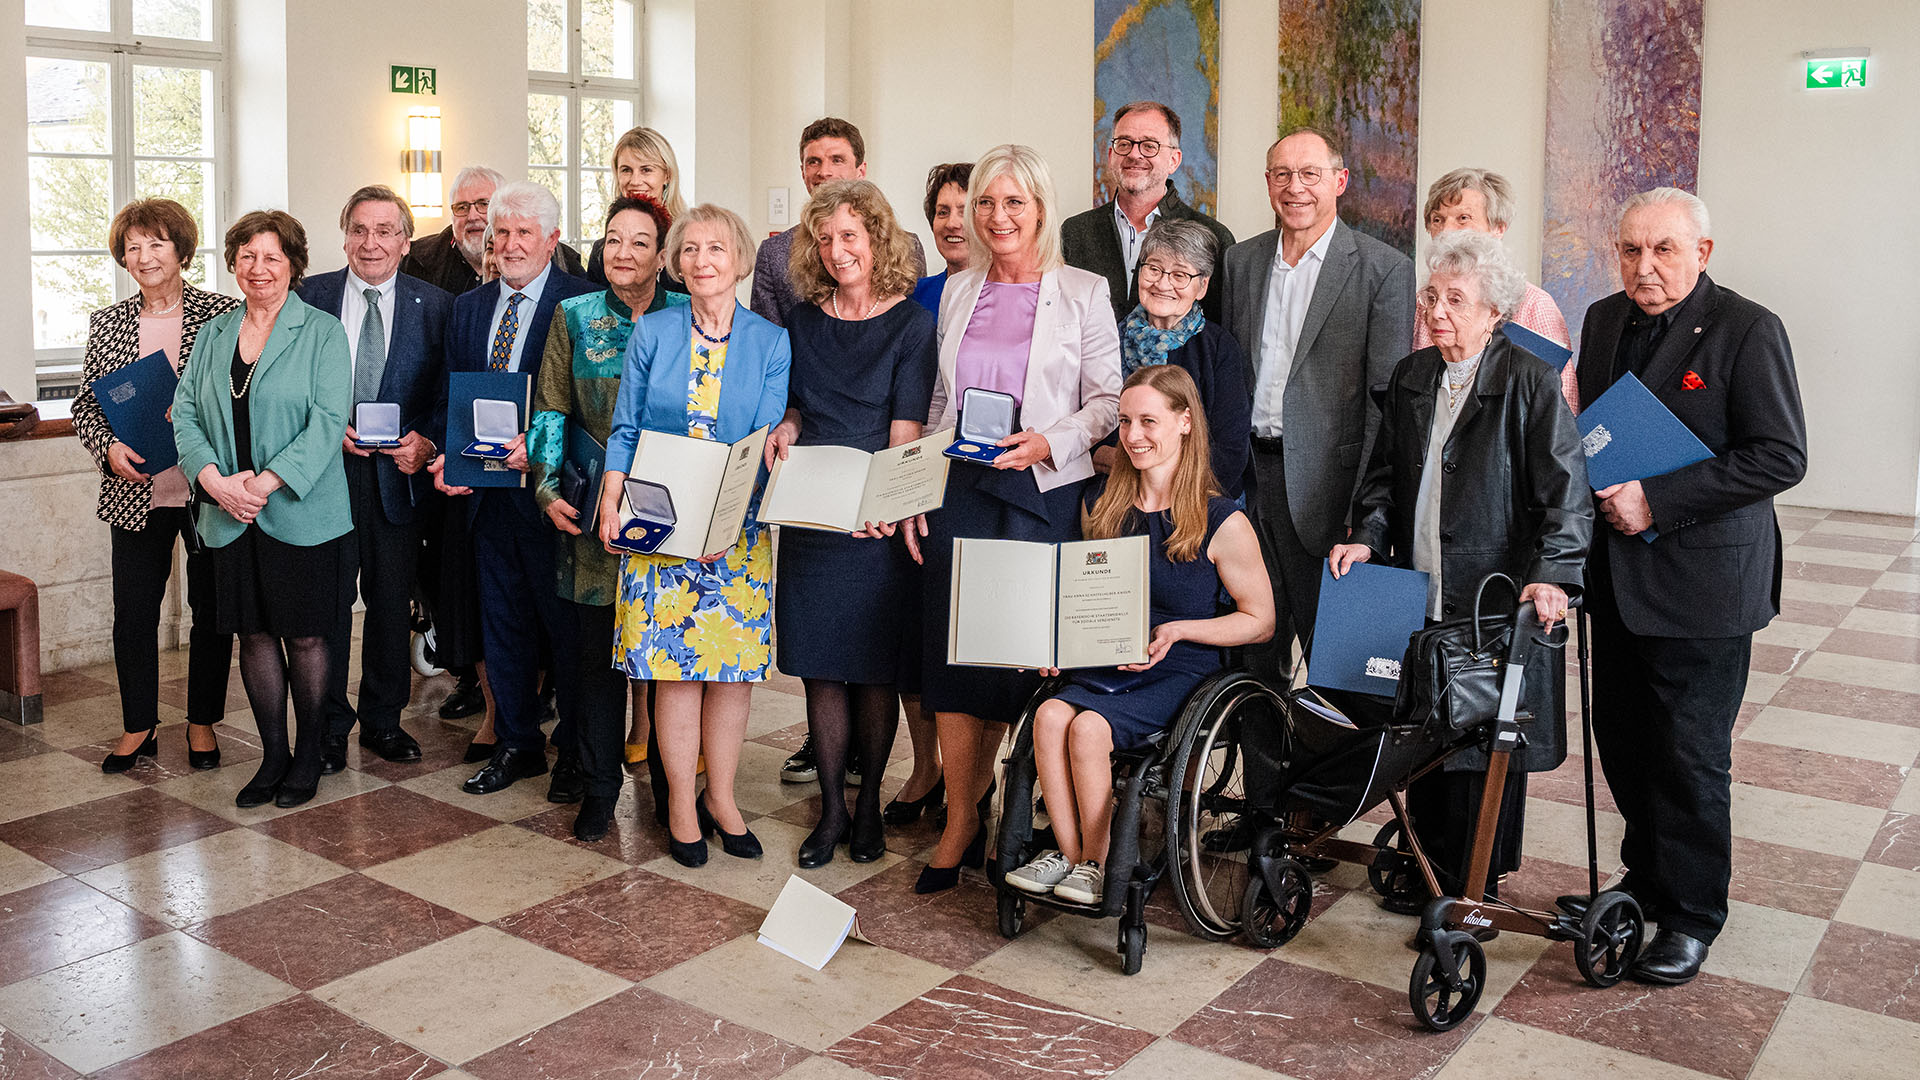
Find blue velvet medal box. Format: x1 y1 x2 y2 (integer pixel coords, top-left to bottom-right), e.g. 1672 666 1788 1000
609 478 676 555
351 402 403 449
462 398 521 460
944 387 1017 464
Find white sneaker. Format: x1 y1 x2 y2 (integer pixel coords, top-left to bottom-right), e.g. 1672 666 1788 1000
1053 861 1104 905
1006 849 1072 894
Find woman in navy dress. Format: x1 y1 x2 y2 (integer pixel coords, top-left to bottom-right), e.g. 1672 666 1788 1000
768 180 937 868
1004 365 1273 907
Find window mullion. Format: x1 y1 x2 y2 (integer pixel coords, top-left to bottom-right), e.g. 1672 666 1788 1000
109 51 135 302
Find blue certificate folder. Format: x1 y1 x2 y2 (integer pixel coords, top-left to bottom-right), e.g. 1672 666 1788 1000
1500 322 1573 369
560 424 607 536
89 350 179 473
1578 372 1714 543
445 372 531 488
1309 562 1430 696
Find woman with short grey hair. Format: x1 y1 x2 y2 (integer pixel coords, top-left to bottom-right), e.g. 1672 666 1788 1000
1092 217 1252 498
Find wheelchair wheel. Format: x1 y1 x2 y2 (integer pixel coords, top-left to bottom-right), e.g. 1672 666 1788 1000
410 629 445 679
997 891 1026 940
1409 935 1485 1032
1366 820 1419 899
1575 891 1645 988
1119 923 1145 976
1165 674 1277 941
1241 854 1313 948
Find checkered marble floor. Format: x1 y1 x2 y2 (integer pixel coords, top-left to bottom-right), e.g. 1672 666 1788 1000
1 505 1915 1080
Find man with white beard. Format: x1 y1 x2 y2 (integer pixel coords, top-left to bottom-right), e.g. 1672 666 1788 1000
402 165 585 297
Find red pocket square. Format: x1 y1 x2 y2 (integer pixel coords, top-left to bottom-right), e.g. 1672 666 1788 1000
1680 370 1706 390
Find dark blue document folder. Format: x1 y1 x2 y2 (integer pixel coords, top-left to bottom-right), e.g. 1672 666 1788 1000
445 372 531 489
561 424 607 535
1309 562 1430 695
1576 372 1713 491
1500 322 1573 369
88 350 179 473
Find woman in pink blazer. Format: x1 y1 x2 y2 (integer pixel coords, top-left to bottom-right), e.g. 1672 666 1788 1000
911 144 1122 894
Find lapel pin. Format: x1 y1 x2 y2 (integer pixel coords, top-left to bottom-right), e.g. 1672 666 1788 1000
1693 326 1701 333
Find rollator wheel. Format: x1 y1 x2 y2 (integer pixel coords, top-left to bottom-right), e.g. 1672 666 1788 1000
1409 936 1485 1032
1367 820 1417 899
410 631 445 679
997 891 1026 940
1241 855 1313 948
1119 923 1146 976
1575 891 1645 988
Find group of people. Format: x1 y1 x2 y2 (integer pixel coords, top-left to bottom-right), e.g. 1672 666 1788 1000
73 101 1805 988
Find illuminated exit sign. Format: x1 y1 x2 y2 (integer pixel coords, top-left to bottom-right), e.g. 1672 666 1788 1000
1804 49 1869 90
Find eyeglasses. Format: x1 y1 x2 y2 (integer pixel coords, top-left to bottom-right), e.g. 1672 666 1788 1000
347 225 405 241
450 198 490 216
1265 167 1333 187
1137 263 1199 288
1110 137 1174 159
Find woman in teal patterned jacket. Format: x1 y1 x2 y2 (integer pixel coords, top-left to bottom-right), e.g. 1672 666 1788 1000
527 194 688 842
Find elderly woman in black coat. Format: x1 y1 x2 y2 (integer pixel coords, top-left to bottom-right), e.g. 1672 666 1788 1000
1328 229 1592 921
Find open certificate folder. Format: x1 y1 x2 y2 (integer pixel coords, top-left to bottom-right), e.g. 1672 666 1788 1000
758 428 952 532
617 426 769 559
948 535 1150 669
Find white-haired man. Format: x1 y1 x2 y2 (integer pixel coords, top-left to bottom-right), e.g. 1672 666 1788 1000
429 182 597 798
401 165 586 297
1572 187 1806 984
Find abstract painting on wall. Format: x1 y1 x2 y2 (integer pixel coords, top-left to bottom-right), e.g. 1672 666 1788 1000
1542 0 1703 341
1277 0 1421 254
1093 1 1221 216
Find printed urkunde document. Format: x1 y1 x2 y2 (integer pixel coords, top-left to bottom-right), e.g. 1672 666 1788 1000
948 535 1149 669
759 428 952 532
621 426 769 559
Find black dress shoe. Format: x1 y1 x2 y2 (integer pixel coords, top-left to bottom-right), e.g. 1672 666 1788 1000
273 781 319 808
883 778 944 825
914 865 961 894
236 755 291 808
669 834 709 867
186 723 221 770
849 809 886 863
359 728 422 763
798 820 846 869
101 730 159 774
463 738 498 764
463 746 549 794
780 735 818 783
321 736 349 776
960 822 987 869
440 677 485 719
573 794 616 842
547 750 586 804
696 795 763 859
1630 929 1708 985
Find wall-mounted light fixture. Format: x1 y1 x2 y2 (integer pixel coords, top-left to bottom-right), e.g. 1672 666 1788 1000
401 106 443 215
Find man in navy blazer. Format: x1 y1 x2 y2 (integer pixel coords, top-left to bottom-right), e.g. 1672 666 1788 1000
298 185 454 772
430 182 597 797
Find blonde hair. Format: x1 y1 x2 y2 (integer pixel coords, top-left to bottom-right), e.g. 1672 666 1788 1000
964 144 1063 273
611 127 686 219
664 203 755 286
1082 365 1219 562
788 180 918 306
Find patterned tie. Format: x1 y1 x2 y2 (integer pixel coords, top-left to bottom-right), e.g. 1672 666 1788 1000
489 290 527 372
353 287 386 406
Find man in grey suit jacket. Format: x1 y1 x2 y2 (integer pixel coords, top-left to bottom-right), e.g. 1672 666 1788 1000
1220 128 1414 680
1062 101 1234 324
297 186 454 772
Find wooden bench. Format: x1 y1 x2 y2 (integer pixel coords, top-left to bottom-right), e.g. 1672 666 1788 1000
0 570 42 725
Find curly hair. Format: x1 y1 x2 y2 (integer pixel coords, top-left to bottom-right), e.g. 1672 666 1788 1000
224 210 310 288
110 198 198 269
1423 230 1526 322
788 179 919 306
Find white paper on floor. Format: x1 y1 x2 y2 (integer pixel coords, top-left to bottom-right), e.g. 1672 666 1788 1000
757 874 872 970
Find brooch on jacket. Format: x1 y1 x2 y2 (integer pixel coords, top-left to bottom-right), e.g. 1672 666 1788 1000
1680 370 1705 391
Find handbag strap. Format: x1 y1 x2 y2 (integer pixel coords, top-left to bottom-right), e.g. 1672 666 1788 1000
1471 572 1520 652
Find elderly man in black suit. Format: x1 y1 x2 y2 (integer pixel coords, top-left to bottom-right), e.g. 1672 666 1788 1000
1219 127 1414 679
298 185 454 772
1573 187 1806 984
1063 101 1234 324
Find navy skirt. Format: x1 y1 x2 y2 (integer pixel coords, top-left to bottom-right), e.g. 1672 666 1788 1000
208 525 355 638
776 527 910 684
920 464 1088 721
1049 668 1210 751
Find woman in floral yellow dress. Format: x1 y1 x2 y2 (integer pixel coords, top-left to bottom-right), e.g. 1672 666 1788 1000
599 205 790 867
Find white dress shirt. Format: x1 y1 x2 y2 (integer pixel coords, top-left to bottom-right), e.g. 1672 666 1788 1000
487 264 552 373
1250 222 1335 436
340 268 396 384
1113 201 1161 290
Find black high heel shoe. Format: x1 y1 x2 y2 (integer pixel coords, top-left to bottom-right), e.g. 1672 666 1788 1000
849 806 886 864
186 723 221 771
882 778 945 825
236 755 291 808
696 795 763 859
668 834 709 867
101 730 159 774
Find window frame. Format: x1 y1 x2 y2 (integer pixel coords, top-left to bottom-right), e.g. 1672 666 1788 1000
26 0 228 388
526 0 645 248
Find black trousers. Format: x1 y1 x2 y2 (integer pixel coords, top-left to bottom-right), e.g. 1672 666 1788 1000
1246 438 1326 683
1407 767 1527 900
474 493 575 754
568 600 631 797
1588 598 1751 944
326 454 419 738
109 507 233 733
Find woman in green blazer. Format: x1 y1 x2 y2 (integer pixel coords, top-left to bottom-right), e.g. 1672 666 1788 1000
174 210 354 810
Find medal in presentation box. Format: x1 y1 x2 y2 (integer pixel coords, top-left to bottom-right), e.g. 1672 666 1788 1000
609 478 675 555
463 399 520 459
944 387 1017 464
445 371 532 488
351 402 403 449
948 534 1150 670
618 426 770 560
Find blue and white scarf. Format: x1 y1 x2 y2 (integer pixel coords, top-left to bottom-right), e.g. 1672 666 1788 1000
1120 304 1204 377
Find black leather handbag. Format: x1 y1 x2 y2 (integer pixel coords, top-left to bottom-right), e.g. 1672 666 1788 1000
1393 573 1520 732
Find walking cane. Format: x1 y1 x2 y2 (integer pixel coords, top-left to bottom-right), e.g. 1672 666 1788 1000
1577 607 1599 901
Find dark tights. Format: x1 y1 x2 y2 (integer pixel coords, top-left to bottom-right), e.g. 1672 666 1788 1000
804 680 898 838
238 632 331 791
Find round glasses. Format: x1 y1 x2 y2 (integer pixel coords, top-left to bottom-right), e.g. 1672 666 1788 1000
1110 137 1174 159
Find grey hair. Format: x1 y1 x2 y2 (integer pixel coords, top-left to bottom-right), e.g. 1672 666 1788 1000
1139 219 1217 279
1618 186 1711 241
1424 230 1526 321
450 165 506 198
666 203 757 286
338 184 415 239
1423 167 1515 231
487 181 560 236
965 144 1064 273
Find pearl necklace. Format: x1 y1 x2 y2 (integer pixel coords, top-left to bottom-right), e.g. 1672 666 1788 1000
229 356 259 399
141 296 181 317
831 288 878 321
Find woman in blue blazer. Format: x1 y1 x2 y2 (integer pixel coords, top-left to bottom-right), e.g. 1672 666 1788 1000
174 211 353 811
598 204 790 868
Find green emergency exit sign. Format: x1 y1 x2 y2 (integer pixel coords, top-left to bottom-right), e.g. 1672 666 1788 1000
390 65 437 95
1805 56 1866 90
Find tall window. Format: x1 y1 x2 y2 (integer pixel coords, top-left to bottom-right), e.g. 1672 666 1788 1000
527 0 641 247
25 0 226 385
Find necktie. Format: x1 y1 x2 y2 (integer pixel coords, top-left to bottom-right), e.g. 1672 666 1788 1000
353 287 387 406
490 291 527 372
